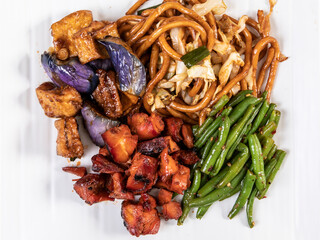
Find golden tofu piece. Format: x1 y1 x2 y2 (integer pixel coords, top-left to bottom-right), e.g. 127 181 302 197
55 118 84 158
36 82 82 118
73 21 107 64
51 10 93 57
93 22 120 39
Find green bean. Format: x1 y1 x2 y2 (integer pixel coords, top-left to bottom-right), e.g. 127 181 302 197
192 125 199 136
200 174 209 187
178 169 202 225
246 188 258 228
229 97 261 125
226 123 249 160
219 183 242 201
200 133 217 160
190 161 201 180
209 95 230 117
248 99 270 135
257 150 286 199
212 105 256 176
227 90 253 108
266 144 277 161
228 170 256 219
248 134 266 192
259 103 276 128
195 117 213 139
188 167 247 208
196 205 211 219
216 143 249 188
201 117 231 174
268 110 281 127
194 107 232 149
198 165 230 197
261 137 275 160
258 121 277 140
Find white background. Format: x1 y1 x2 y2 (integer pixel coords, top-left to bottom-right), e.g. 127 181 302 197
1 0 320 239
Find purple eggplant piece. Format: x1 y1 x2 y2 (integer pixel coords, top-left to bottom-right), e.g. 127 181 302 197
41 52 98 94
81 102 120 147
86 59 112 71
98 37 146 96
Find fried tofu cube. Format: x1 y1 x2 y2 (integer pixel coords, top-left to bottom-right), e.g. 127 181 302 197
51 10 93 57
36 82 82 118
73 21 108 64
93 22 120 39
54 118 84 158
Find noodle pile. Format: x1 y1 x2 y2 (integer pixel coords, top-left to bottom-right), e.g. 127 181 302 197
117 0 286 125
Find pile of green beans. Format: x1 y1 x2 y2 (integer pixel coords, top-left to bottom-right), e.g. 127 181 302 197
179 90 287 228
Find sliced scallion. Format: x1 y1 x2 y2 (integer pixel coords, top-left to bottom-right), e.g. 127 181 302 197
180 46 210 68
137 4 162 15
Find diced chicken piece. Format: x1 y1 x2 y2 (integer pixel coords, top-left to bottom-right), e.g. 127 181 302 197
121 196 160 237
51 10 93 57
106 173 134 200
157 189 173 206
101 125 138 164
139 193 157 211
162 201 182 220
159 148 179 182
99 146 110 157
164 117 183 142
128 113 164 140
137 136 180 156
62 166 87 177
171 150 200 166
91 154 124 174
171 165 191 194
92 70 123 119
126 153 158 194
73 173 114 205
54 118 84 158
73 21 108 64
36 82 82 118
181 124 194 149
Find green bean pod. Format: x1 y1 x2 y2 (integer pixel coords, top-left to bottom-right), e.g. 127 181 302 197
216 143 249 188
178 169 202 225
261 137 275 160
195 117 213 139
197 165 230 197
257 150 286 199
248 99 270 135
219 183 242 201
228 170 256 219
246 187 258 228
196 205 211 219
258 121 277 140
268 109 281 126
188 167 247 208
201 117 231 174
248 134 266 192
259 103 276 128
192 125 199 136
226 124 249 160
212 105 256 176
267 144 277 161
226 90 253 108
200 135 216 160
229 97 261 125
209 95 230 117
190 161 201 180
194 107 232 149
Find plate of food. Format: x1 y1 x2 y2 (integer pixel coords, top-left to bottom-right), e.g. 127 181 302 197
3 0 320 239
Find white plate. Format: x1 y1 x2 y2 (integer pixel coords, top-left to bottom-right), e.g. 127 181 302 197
1 0 320 239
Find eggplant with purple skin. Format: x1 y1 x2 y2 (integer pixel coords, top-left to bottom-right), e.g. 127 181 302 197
81 102 120 147
41 52 98 94
87 58 112 71
98 37 146 96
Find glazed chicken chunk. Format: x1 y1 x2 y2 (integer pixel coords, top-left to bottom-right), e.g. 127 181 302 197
54 117 84 158
121 194 160 237
36 82 82 118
